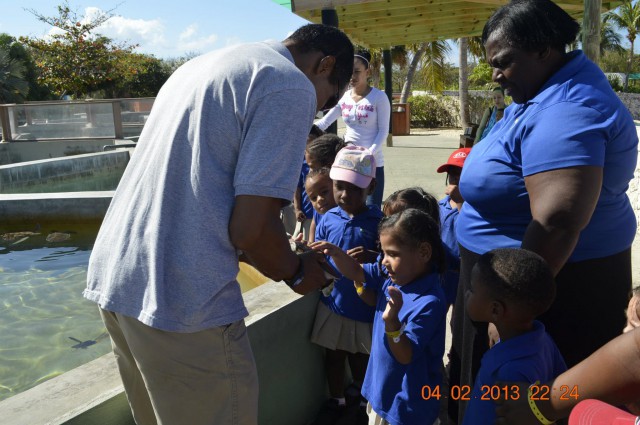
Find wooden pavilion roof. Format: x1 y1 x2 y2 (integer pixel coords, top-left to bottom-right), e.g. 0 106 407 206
274 0 624 49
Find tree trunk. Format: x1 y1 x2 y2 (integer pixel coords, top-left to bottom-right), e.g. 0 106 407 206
459 37 470 128
581 0 601 64
625 37 634 92
400 43 427 104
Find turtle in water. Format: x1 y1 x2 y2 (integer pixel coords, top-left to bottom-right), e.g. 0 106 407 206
46 231 72 243
1 231 40 242
68 332 108 349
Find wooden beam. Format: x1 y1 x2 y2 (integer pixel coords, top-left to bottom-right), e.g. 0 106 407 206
292 0 374 12
342 14 487 32
339 9 494 30
338 2 498 21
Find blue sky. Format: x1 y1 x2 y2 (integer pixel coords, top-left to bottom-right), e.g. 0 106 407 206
0 0 310 59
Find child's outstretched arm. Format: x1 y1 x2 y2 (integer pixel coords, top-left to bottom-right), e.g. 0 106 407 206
310 241 377 306
310 241 365 282
494 327 640 424
383 286 413 364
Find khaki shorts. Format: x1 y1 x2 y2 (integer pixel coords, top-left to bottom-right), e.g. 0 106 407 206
100 308 258 425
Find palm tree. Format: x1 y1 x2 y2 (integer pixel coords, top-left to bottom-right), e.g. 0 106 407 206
0 47 28 103
459 38 470 128
609 0 640 90
600 12 624 55
399 42 427 103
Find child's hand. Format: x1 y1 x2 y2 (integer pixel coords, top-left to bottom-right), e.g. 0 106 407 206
309 240 342 258
347 246 379 264
383 286 403 324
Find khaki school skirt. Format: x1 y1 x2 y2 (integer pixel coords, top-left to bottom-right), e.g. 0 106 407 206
310 301 373 354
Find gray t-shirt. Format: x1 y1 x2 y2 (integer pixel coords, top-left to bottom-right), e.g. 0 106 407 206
84 41 317 332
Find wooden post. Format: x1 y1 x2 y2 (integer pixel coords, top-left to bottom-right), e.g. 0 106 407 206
322 8 339 135
582 0 601 64
383 49 393 146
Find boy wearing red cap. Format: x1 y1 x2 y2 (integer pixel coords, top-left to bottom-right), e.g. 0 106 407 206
436 147 471 307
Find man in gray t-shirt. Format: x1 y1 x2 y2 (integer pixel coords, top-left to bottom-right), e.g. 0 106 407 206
84 24 353 425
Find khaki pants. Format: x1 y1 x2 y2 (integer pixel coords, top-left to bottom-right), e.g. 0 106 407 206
100 308 258 425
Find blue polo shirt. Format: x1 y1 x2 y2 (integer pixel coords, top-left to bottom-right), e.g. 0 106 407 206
458 50 638 261
297 161 313 219
361 267 446 425
462 321 567 425
315 205 383 322
439 195 461 306
439 195 460 262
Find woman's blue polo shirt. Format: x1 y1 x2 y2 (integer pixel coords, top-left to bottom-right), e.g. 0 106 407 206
458 51 638 261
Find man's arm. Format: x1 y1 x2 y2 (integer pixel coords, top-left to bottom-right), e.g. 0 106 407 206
230 195 327 294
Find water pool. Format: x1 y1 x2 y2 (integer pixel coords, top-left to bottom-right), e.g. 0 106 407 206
0 222 268 401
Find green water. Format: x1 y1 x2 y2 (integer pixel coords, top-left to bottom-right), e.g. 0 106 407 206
0 223 109 401
0 222 267 401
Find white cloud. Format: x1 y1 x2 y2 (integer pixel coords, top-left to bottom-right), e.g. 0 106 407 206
36 7 220 58
176 23 218 54
179 24 197 41
95 10 166 48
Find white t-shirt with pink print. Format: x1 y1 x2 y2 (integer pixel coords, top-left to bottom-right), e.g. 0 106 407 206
315 87 390 167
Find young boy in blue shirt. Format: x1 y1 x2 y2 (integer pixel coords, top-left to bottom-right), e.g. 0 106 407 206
311 145 382 425
436 147 470 307
462 248 567 425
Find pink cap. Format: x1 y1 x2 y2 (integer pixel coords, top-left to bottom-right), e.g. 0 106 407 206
437 148 471 173
569 400 639 425
330 145 376 189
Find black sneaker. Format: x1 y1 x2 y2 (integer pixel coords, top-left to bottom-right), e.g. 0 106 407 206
313 398 347 425
344 384 362 407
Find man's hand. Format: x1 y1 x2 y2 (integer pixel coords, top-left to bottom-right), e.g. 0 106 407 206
289 250 332 295
295 209 306 222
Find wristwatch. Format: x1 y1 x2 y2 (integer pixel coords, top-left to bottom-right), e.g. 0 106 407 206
283 257 304 288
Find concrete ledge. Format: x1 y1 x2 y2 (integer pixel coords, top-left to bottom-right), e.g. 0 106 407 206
0 191 114 224
0 281 326 425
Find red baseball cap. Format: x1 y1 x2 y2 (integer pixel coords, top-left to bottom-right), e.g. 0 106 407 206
437 148 471 173
569 400 639 425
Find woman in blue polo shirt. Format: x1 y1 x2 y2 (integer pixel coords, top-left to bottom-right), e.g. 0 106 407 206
448 0 638 423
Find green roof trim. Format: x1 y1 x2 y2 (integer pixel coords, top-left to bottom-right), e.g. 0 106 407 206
271 0 292 11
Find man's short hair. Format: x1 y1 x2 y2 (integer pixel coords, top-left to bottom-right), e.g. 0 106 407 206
285 24 354 92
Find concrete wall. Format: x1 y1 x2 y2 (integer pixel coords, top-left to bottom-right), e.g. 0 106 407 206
0 151 129 194
0 282 328 425
0 139 123 165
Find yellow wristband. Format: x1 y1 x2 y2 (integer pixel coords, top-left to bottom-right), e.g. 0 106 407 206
354 282 364 295
528 381 554 425
385 323 406 343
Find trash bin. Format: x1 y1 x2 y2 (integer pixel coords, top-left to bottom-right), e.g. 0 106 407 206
392 103 410 136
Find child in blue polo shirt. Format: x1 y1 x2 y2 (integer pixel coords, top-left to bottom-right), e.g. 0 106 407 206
291 124 325 240
305 167 337 244
310 145 382 425
436 147 471 307
313 209 447 425
462 248 567 425
305 133 347 242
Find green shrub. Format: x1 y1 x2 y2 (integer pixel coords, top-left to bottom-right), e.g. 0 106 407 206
408 95 458 128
